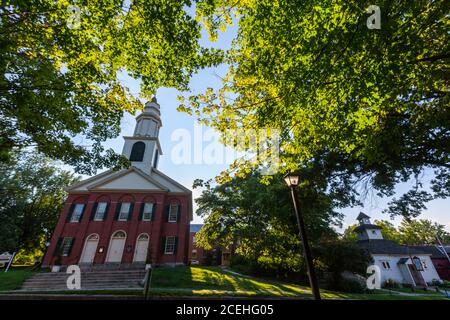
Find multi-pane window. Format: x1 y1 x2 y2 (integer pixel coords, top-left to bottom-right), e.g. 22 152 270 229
119 202 131 221
168 204 178 222
61 238 73 256
165 236 176 254
70 204 85 222
142 203 154 221
94 202 108 221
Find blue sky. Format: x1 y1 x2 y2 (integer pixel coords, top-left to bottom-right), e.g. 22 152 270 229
74 14 449 233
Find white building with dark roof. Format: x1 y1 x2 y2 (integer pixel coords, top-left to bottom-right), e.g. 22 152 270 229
354 213 441 287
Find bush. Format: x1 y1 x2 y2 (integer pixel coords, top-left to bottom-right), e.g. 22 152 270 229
383 279 400 289
332 278 367 293
229 254 304 282
428 279 443 287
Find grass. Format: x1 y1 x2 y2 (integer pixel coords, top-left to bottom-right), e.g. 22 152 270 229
149 266 448 300
0 268 39 291
383 287 444 295
152 266 311 296
1 266 448 300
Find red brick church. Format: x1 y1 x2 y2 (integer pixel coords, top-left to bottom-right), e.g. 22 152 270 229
42 98 192 267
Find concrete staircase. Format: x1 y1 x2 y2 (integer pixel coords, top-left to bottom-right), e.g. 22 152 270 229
20 266 147 291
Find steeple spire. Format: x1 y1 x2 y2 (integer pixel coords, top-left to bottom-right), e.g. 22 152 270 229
354 213 383 241
121 98 163 173
134 97 162 137
357 212 371 225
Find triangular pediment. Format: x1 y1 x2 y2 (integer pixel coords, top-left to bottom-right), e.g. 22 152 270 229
67 167 191 194
88 169 167 191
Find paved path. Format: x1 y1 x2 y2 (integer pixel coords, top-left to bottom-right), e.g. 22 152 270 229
380 288 448 297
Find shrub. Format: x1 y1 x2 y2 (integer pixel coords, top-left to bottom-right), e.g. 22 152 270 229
332 278 367 293
383 279 400 289
428 279 443 287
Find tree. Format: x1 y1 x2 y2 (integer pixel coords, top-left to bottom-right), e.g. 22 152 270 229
399 219 450 245
314 240 372 292
0 152 78 260
341 224 358 242
181 0 450 219
374 220 402 243
341 218 450 245
193 170 352 275
341 220 403 243
1 1 223 173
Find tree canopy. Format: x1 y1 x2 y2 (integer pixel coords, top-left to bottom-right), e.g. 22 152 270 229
0 152 78 258
194 170 355 273
181 0 450 218
194 172 371 285
342 218 450 244
1 0 223 173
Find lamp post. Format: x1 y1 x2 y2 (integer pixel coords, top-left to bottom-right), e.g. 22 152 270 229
284 172 321 300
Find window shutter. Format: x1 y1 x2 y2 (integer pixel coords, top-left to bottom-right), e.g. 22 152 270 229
128 203 134 221
139 203 145 221
66 204 75 222
90 202 98 221
176 205 181 222
67 238 75 256
151 203 157 221
78 204 87 222
161 237 166 254
174 237 178 254
53 238 63 256
114 203 121 220
103 203 110 221
164 205 169 222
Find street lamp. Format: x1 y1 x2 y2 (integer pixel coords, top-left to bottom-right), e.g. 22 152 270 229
284 172 321 300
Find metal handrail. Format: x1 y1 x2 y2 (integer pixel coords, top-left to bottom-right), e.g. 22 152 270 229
143 265 153 300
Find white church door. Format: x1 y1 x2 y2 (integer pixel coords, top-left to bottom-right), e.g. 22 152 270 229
79 234 99 264
106 231 126 263
133 233 149 262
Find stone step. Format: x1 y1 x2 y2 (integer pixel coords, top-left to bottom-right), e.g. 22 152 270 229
23 276 145 283
21 269 148 291
26 278 145 282
27 273 146 279
22 282 143 289
29 273 146 279
25 274 145 279
23 280 144 286
21 283 143 289
79 264 146 271
39 269 147 275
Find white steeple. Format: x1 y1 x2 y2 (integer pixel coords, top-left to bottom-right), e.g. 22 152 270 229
134 96 162 137
121 97 163 174
354 213 384 241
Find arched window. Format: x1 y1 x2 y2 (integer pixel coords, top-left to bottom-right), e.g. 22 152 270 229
130 142 145 161
138 233 149 241
112 230 126 238
87 234 99 241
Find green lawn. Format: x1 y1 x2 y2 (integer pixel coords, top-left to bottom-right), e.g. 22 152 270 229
149 266 448 300
383 287 443 295
1 266 448 300
152 266 312 296
0 269 39 291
